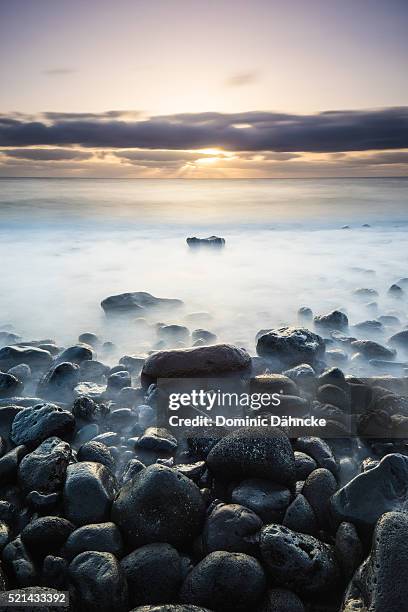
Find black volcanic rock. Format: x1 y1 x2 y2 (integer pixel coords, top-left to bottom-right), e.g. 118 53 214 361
256 327 325 367
11 404 75 448
0 345 52 372
112 464 205 548
202 503 262 556
231 479 291 522
314 310 349 331
101 291 183 316
186 236 225 247
18 437 71 494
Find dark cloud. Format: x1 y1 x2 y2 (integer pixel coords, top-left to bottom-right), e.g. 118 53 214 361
0 107 407 153
226 71 260 87
1 148 92 161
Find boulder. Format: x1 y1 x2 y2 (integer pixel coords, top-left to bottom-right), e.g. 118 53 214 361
141 344 251 386
256 327 325 368
0 371 23 398
21 516 75 558
202 503 262 556
112 464 205 548
63 522 123 560
231 479 291 522
11 403 75 448
350 340 396 360
101 292 183 316
18 437 71 494
55 344 94 366
314 310 349 331
186 236 225 247
0 345 52 372
207 427 295 485
37 362 79 401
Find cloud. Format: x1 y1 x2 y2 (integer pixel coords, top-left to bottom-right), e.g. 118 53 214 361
1 148 92 161
225 71 260 87
43 68 77 76
0 107 407 154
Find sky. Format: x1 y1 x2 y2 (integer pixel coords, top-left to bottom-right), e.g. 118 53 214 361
0 0 407 178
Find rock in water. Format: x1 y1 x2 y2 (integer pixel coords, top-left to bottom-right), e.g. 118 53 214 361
180 551 266 612
186 236 225 247
341 512 408 612
331 453 408 535
101 291 183 316
260 524 340 595
0 345 52 372
69 551 128 612
207 427 296 484
0 371 23 398
256 327 325 368
11 403 75 448
112 464 205 548
18 437 71 495
141 343 251 386
63 462 117 525
314 310 349 331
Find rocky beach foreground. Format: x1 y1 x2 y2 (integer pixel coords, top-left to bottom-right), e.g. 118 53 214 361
1 287 408 612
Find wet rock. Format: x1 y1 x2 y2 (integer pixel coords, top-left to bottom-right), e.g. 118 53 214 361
21 516 75 558
136 427 177 453
335 522 363 580
18 437 71 494
63 522 123 560
331 453 408 534
55 344 94 366
11 403 75 448
250 373 299 396
187 236 225 247
282 493 318 536
388 283 403 297
294 451 317 480
326 348 348 364
175 462 207 485
350 340 396 360
353 319 383 333
106 370 131 393
121 543 182 607
314 310 349 331
302 468 337 528
341 512 408 612
256 327 325 368
231 478 291 522
202 503 262 555
317 385 350 410
207 427 295 485
258 588 305 612
180 551 266 612
283 364 316 393
295 437 338 477
78 332 100 347
0 346 52 372
388 329 408 351
63 462 117 526
77 441 115 472
112 464 205 548
191 329 217 344
141 344 251 386
72 396 99 421
7 363 31 384
260 524 340 595
0 445 28 485
158 325 190 344
353 288 378 299
26 491 61 511
2 536 38 586
79 359 109 382
121 458 146 484
101 291 183 316
297 307 313 323
69 551 128 612
42 555 69 590
37 362 79 401
0 371 23 398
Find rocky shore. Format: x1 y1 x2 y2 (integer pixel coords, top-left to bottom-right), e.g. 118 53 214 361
1 289 408 611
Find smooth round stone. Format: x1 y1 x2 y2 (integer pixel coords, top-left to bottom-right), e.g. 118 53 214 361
231 479 291 522
21 516 75 558
302 468 338 528
136 427 177 453
77 441 115 472
11 403 75 448
63 522 123 560
283 494 318 536
259 588 305 612
294 451 317 480
18 437 71 494
202 503 262 556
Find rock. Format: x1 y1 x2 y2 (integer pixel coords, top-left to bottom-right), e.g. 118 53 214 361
207 427 295 484
121 458 146 484
79 359 109 382
119 355 145 374
297 307 313 323
136 427 177 453
282 494 318 536
350 340 396 360
106 370 131 394
353 319 383 333
258 588 305 612
74 423 99 445
388 283 404 297
294 452 317 480
21 516 75 558
78 332 100 347
353 288 378 299
180 551 266 612
63 462 117 526
2 536 38 586
142 343 251 386
158 325 190 344
202 503 262 555
388 329 408 352
0 371 23 398
26 491 61 511
101 291 183 316
256 327 325 368
121 543 182 607
69 551 128 612
77 441 115 472
331 453 408 534
129 607 212 612
260 524 340 595
317 385 350 410
72 396 99 421
0 345 52 372
335 522 363 580
191 329 217 344
250 373 299 396
112 464 205 548
37 362 79 401
63 522 123 560
341 512 408 612
231 479 291 522
186 236 225 247
295 437 338 477
11 403 75 448
283 364 316 392
314 310 349 331
42 555 69 590
7 363 31 383
0 445 28 485
302 468 337 528
18 437 71 494
55 344 94 366
326 348 348 364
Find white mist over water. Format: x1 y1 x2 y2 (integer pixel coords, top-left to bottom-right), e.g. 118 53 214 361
1 177 408 368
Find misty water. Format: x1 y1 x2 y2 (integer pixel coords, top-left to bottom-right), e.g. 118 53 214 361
1 177 408 372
